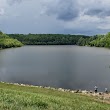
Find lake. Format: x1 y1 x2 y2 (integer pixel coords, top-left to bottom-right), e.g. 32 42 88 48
0 46 110 91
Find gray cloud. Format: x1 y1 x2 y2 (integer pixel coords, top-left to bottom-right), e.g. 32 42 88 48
85 8 110 17
85 9 103 16
82 0 110 18
1 0 110 35
44 0 79 21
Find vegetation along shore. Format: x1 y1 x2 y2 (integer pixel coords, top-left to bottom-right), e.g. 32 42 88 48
8 32 110 48
0 82 110 110
0 31 23 49
1 30 110 49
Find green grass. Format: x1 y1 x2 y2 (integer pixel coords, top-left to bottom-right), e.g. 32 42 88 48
0 82 110 110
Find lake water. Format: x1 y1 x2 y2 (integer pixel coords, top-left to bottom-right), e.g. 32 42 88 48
0 46 110 91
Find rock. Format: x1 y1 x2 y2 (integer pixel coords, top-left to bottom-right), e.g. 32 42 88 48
71 90 75 93
82 90 88 94
20 84 25 86
39 86 43 88
58 88 65 92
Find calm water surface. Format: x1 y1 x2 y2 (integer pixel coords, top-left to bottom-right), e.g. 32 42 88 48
0 46 110 91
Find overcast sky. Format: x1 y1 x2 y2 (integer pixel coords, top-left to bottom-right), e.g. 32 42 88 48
0 0 110 35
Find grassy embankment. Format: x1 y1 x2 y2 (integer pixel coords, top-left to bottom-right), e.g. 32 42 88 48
0 82 110 110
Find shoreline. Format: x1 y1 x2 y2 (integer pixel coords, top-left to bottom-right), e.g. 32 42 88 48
0 81 110 103
0 81 110 109
0 81 108 94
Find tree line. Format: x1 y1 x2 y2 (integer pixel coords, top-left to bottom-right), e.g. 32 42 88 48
8 34 90 45
8 32 110 48
0 31 109 48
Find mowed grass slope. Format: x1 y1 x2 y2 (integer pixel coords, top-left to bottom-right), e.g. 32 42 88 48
0 83 110 110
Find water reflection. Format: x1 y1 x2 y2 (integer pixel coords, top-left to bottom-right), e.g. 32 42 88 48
0 46 110 91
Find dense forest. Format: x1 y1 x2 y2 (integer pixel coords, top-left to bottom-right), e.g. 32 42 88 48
8 34 90 45
0 31 107 48
8 33 94 46
0 31 23 49
8 32 110 48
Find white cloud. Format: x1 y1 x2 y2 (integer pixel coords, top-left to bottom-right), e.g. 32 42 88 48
0 0 8 17
0 8 5 15
0 0 7 7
